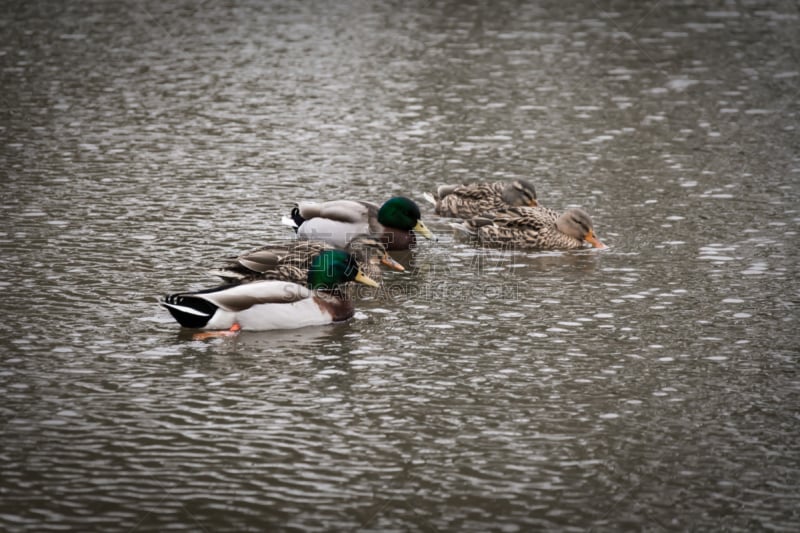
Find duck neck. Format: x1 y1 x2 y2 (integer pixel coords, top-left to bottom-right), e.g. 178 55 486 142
381 228 415 251
314 290 355 322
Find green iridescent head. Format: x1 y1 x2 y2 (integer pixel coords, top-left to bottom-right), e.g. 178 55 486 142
377 197 434 239
307 250 379 290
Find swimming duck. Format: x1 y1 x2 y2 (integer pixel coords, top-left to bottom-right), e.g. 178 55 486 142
455 206 607 250
208 234 404 285
424 180 538 218
160 250 379 331
288 196 434 251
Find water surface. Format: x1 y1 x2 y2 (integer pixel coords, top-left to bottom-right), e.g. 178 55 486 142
2 0 799 531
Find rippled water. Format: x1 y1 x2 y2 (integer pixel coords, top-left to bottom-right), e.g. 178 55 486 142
2 0 799 531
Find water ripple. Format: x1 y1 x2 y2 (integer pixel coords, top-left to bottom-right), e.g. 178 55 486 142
2 1 799 531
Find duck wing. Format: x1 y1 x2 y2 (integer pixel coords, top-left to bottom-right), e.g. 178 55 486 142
435 183 505 217
211 241 333 283
297 200 372 224
196 281 312 312
488 206 558 229
472 206 563 248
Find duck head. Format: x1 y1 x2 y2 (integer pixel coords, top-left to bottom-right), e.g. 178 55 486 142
307 250 379 290
377 196 434 240
347 234 405 271
501 179 538 207
555 208 607 249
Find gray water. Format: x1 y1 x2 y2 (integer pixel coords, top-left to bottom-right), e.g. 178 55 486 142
2 0 799 531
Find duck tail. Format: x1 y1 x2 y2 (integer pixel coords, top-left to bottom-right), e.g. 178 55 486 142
207 268 247 283
422 192 437 205
280 215 297 230
449 215 493 236
291 205 305 227
448 221 475 236
281 205 304 232
160 294 217 329
436 184 459 199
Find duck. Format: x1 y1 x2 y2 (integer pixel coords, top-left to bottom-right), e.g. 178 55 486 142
208 234 404 285
160 250 379 331
454 206 607 250
287 196 434 251
424 180 538 219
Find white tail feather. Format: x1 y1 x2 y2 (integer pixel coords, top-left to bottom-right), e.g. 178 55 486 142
422 192 436 205
160 301 211 317
280 215 298 229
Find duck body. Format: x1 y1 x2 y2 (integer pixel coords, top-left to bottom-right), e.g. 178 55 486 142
289 196 433 251
161 250 379 331
428 180 538 218
457 206 607 250
293 200 377 248
209 235 403 285
161 281 355 331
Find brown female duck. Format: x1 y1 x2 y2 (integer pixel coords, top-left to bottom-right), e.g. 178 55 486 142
425 180 538 218
456 206 607 250
209 234 404 286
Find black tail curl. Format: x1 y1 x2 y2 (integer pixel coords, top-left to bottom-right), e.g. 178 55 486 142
290 206 305 232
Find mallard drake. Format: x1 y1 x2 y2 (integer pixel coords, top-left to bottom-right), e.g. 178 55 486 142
455 206 607 250
160 250 379 331
208 234 404 285
288 196 434 251
424 180 538 218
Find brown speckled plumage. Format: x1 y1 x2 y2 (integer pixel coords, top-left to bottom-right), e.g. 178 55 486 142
458 206 607 250
210 235 393 285
431 180 538 218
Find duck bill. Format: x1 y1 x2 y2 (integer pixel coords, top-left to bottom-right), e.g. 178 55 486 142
381 253 405 271
585 232 607 249
527 198 539 207
413 220 434 240
354 270 380 287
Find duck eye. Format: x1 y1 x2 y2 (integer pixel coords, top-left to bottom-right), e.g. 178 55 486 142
571 217 589 233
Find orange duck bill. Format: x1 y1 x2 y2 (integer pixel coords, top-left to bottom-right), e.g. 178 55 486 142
380 253 405 271
585 231 607 249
